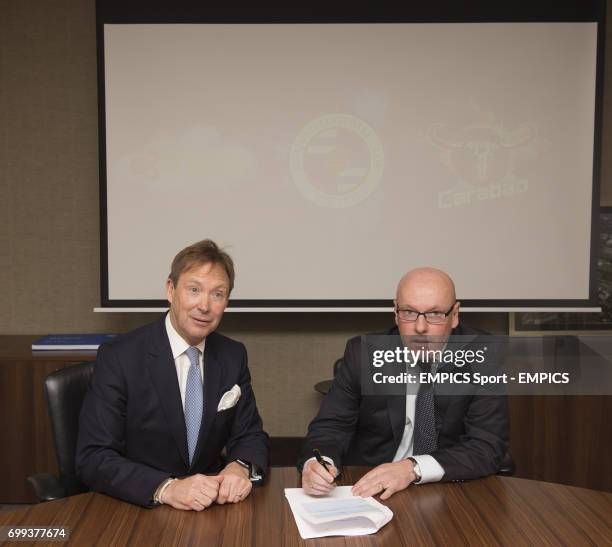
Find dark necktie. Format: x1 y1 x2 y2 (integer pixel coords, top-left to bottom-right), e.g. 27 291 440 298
413 363 438 455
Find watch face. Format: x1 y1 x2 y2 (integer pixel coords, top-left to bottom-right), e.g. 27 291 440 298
409 458 421 481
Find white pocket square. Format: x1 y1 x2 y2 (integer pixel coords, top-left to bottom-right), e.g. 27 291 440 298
217 384 241 411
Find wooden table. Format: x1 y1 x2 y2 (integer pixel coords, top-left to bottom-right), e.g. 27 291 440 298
0 467 610 546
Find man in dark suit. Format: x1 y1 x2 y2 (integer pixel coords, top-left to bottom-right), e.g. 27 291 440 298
76 240 268 509
299 267 508 499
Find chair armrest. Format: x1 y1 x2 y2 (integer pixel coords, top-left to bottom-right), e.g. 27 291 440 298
26 473 66 502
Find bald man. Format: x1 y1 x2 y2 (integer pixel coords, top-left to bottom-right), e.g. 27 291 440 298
298 268 509 499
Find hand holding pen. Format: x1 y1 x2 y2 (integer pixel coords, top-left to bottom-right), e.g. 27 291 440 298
301 449 339 496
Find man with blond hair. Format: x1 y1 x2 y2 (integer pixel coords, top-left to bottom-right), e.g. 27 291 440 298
77 239 268 509
299 267 508 499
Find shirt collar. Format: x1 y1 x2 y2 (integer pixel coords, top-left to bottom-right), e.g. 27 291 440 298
165 313 206 359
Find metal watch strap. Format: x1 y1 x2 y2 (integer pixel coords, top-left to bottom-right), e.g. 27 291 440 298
408 457 422 483
235 459 265 482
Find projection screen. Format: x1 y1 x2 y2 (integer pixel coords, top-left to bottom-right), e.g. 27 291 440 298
98 3 605 310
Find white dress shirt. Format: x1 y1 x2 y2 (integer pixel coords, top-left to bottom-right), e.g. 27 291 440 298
165 314 205 409
392 391 445 484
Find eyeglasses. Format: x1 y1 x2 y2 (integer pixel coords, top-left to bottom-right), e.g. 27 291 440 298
395 302 457 324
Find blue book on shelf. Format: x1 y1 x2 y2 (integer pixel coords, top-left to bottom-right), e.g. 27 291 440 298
32 334 118 351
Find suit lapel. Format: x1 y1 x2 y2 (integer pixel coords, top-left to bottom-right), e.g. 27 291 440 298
146 318 189 468
383 326 407 449
191 335 221 468
387 394 406 449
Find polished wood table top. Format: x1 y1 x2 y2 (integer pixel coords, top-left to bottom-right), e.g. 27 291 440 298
1 467 610 546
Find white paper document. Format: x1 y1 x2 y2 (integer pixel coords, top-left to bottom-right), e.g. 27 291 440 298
284 486 394 539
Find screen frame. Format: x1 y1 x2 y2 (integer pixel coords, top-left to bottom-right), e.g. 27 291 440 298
96 0 607 310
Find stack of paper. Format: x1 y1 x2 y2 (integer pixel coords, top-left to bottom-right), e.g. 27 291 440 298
285 486 393 539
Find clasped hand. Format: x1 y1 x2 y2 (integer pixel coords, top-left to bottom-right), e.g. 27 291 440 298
162 462 252 511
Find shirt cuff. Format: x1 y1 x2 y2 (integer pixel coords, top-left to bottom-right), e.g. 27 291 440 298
411 454 445 484
235 459 264 482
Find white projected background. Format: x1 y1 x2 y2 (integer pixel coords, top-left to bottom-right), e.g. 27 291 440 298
104 23 597 303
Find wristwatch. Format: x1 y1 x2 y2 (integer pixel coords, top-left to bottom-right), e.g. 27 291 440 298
235 459 250 471
234 459 263 482
407 457 422 483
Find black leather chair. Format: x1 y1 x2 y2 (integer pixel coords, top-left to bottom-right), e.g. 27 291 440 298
27 363 94 501
327 357 515 476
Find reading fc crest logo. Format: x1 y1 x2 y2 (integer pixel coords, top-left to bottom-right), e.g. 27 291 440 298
290 114 384 208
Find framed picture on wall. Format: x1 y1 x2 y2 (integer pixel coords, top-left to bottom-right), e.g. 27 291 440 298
510 206 612 335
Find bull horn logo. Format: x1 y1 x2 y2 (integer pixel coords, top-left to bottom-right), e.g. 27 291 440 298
428 122 535 185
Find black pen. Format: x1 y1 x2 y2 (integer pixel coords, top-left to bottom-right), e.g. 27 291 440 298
313 449 337 482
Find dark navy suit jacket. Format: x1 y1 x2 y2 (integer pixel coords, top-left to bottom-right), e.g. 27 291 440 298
76 316 269 506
